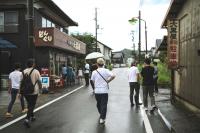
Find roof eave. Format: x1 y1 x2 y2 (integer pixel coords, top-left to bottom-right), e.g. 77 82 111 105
41 0 78 26
161 0 186 28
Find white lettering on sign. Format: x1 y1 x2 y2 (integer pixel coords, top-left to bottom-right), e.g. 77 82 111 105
39 30 53 42
66 40 81 50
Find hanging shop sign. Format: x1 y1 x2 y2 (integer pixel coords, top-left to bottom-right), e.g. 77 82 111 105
34 28 86 54
167 19 178 69
35 28 54 46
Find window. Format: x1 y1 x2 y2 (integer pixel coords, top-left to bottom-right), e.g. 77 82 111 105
0 12 4 32
52 23 55 27
0 11 19 33
42 17 47 27
47 20 51 27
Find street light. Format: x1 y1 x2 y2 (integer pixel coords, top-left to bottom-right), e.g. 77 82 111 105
129 11 148 62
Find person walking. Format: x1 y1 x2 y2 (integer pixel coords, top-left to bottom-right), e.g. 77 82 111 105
77 67 83 84
90 58 115 124
84 61 90 86
5 63 27 118
61 64 67 86
153 62 159 93
128 61 142 107
90 63 98 92
141 58 156 111
20 58 42 128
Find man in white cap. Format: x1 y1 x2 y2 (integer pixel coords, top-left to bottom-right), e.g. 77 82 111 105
90 58 115 124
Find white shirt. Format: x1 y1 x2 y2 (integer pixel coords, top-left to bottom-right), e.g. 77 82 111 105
9 70 22 89
91 68 114 94
128 66 139 82
78 69 83 76
84 63 90 74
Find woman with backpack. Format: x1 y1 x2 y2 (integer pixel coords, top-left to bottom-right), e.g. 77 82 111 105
20 58 42 128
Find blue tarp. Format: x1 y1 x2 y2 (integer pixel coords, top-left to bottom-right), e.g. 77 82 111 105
0 38 17 48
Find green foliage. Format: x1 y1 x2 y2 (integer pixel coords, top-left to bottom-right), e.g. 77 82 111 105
157 63 171 86
107 64 113 71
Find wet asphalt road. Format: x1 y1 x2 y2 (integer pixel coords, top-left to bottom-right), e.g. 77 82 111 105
0 68 170 133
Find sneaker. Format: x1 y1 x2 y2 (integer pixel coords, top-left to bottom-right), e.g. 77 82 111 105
143 107 148 111
5 112 13 118
30 116 36 122
136 103 143 106
22 108 28 113
99 119 105 124
131 103 135 107
23 119 31 128
151 105 157 110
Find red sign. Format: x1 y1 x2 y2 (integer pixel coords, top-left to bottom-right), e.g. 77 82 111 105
167 19 178 69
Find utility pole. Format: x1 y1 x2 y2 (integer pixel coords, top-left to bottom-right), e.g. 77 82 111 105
95 8 98 52
138 10 141 64
145 21 147 54
27 0 34 58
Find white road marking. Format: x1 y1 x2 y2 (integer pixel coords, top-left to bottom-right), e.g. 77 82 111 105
158 109 173 131
139 95 154 133
0 85 84 130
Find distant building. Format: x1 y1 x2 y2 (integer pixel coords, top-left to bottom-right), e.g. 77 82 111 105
97 41 112 65
112 51 125 67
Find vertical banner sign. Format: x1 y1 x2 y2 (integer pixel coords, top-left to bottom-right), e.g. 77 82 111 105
167 19 178 69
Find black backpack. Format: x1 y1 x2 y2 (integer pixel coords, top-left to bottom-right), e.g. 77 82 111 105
20 68 37 94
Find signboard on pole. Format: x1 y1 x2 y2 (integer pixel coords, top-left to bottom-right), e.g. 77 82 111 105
167 19 178 69
41 77 49 88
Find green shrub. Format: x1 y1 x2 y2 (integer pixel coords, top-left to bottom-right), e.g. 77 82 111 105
157 63 171 86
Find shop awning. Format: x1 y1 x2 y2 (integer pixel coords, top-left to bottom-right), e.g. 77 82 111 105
0 38 17 49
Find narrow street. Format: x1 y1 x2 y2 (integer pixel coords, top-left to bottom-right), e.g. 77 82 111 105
1 68 170 133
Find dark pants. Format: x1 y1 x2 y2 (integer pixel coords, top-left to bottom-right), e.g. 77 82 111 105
143 85 155 108
84 73 90 86
95 94 108 119
154 77 158 93
129 82 140 105
7 88 25 113
24 94 38 120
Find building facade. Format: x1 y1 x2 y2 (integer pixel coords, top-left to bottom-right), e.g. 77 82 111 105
162 0 200 109
97 41 112 64
0 0 86 90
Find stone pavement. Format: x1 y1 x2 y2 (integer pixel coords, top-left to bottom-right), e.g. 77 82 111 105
1 85 200 133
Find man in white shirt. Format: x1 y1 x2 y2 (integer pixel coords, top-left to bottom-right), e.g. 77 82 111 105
84 61 90 86
5 63 27 118
128 61 142 107
90 58 115 124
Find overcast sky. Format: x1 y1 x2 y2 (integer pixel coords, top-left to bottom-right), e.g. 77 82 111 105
53 0 170 51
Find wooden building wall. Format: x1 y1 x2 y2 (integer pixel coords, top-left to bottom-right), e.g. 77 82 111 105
175 0 200 108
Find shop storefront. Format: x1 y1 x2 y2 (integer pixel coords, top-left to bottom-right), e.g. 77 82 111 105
0 0 86 90
34 27 86 77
